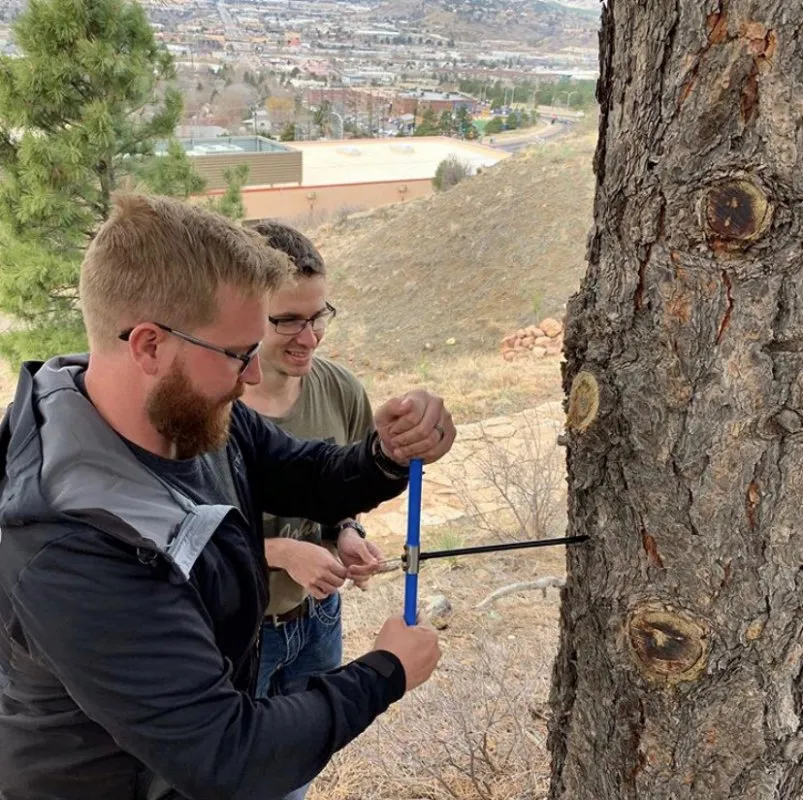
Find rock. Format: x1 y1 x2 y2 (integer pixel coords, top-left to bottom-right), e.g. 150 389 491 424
539 317 563 338
425 594 452 615
516 328 526 338
484 422 517 438
423 342 433 351
424 594 453 629
534 336 552 347
531 346 548 359
459 423 484 440
502 350 515 362
446 337 456 346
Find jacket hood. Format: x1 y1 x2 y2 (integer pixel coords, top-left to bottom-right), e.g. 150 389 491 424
0 354 236 579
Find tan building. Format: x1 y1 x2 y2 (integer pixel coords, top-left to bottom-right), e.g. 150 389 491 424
392 91 478 116
183 135 509 225
171 136 303 191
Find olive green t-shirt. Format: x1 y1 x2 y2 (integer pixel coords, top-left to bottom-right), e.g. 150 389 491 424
261 357 374 616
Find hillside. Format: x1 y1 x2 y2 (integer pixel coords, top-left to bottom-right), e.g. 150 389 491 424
369 0 599 47
313 129 597 380
0 129 598 422
549 0 599 12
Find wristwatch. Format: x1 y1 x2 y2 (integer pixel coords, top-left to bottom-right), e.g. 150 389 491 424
370 430 409 479
338 519 367 539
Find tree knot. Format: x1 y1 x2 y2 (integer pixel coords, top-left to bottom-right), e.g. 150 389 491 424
702 178 772 253
628 605 709 685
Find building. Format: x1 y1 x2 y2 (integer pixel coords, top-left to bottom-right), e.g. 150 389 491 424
165 135 302 191
392 91 478 116
304 86 396 120
201 136 509 224
169 132 508 224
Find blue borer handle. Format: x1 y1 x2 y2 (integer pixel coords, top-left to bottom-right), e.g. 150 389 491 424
403 459 424 626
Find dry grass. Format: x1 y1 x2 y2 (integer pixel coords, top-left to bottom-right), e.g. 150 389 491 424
310 526 567 800
351 350 564 425
312 128 596 377
449 409 568 540
312 394 573 799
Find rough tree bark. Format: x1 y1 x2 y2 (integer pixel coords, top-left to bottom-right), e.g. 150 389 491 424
549 1 803 798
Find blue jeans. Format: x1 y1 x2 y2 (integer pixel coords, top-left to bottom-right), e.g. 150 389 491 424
256 592 343 800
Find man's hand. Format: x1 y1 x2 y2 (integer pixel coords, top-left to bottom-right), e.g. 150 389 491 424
373 616 441 692
338 527 384 590
264 538 347 600
374 390 456 465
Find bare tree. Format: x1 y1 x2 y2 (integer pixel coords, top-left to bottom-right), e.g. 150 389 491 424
452 410 567 544
314 632 553 800
433 156 472 191
550 2 803 798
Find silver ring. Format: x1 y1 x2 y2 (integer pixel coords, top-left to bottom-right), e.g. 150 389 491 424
434 422 445 441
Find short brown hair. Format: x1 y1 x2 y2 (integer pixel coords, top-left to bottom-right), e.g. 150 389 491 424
80 195 289 348
251 220 326 278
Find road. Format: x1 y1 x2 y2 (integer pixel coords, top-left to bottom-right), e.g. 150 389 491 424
485 120 575 153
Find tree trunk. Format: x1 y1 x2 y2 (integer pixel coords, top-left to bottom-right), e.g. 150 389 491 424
549 1 803 798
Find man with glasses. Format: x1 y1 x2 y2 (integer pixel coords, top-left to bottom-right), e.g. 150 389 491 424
242 225 381 782
0 195 455 800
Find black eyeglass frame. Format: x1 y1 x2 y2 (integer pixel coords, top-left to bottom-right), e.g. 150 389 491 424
118 322 261 375
267 302 337 336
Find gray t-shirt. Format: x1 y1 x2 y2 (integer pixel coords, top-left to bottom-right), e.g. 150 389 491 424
259 357 373 616
125 440 241 510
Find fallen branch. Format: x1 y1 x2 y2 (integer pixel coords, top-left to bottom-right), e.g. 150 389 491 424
475 577 565 609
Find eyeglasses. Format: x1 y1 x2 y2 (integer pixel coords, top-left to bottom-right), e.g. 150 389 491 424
118 322 261 375
268 302 337 336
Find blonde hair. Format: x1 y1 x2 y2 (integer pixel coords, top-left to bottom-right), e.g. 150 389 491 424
80 194 289 349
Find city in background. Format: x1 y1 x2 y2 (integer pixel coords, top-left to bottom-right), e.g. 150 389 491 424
0 0 599 222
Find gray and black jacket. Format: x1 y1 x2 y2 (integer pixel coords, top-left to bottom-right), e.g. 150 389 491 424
0 355 408 800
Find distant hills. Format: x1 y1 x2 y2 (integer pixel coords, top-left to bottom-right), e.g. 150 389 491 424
370 0 601 48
